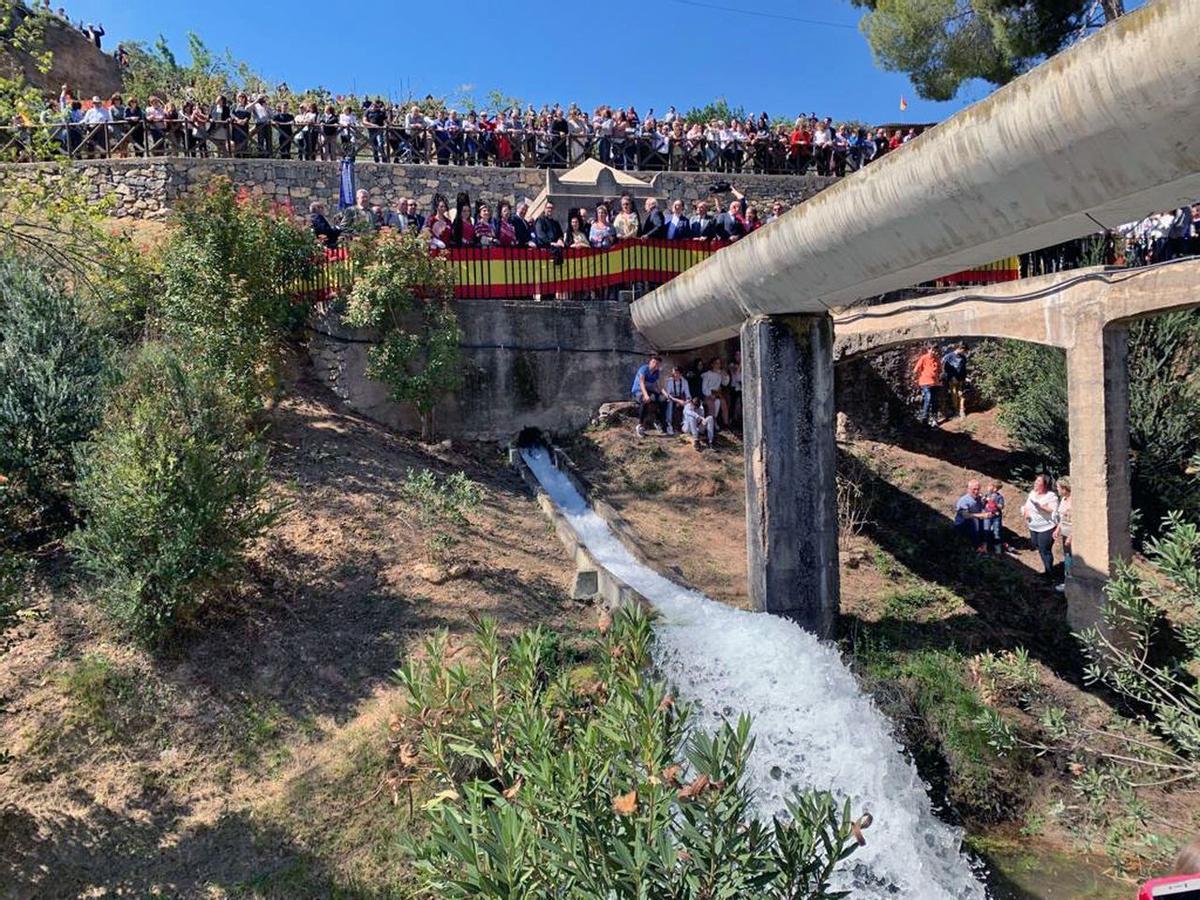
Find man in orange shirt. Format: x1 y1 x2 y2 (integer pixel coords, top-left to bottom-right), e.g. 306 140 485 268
913 343 942 427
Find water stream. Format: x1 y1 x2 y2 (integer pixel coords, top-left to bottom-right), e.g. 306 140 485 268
521 446 988 899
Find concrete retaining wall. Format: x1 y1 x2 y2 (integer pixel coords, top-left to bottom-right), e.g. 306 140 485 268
0 158 835 220
308 297 653 442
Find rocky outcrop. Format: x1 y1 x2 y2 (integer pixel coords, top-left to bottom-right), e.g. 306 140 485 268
0 13 122 99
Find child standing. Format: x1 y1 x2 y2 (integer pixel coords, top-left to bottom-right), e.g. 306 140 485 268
984 480 1006 553
1053 477 1072 593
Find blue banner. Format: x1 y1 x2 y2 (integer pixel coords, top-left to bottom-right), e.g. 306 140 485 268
338 157 355 210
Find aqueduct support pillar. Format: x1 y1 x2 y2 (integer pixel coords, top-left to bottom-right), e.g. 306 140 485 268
1065 320 1132 632
741 314 839 637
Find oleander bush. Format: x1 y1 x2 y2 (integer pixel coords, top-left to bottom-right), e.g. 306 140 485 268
70 346 277 645
398 605 865 899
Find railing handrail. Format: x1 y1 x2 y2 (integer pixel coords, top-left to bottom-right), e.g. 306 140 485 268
0 120 877 177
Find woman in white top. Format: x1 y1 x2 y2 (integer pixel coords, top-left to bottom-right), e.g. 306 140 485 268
700 357 730 428
1022 474 1060 578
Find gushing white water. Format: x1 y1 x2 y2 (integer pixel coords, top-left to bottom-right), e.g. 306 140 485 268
521 447 987 899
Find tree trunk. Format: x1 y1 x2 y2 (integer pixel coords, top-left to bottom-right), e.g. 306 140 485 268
1100 0 1124 22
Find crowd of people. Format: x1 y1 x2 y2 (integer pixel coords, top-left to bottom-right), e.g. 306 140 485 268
1121 204 1200 266
310 188 788 254
17 82 924 176
629 353 742 450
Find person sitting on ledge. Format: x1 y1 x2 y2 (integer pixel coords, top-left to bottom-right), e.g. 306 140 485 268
630 353 667 439
663 365 690 434
309 201 340 249
682 395 715 450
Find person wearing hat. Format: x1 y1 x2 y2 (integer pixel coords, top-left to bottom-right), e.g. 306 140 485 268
81 96 110 155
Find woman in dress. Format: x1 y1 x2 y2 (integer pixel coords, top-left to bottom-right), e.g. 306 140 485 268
475 202 496 247
566 213 590 249
1022 474 1060 580
743 205 763 233
428 196 453 249
612 195 640 240
589 203 617 249
494 200 517 247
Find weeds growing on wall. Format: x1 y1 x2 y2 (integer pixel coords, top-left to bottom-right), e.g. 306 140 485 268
342 230 462 440
397 605 866 898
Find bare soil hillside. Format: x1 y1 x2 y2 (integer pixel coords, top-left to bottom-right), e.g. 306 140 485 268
0 376 584 898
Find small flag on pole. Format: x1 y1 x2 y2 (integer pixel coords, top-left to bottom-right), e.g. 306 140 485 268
899 96 908 111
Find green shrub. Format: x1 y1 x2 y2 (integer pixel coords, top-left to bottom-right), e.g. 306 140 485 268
0 547 28 633
157 177 317 405
971 340 1068 468
0 255 109 537
400 606 863 898
342 230 462 439
70 346 277 645
399 469 482 563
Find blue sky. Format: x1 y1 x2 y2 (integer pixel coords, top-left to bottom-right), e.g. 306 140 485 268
64 0 1073 123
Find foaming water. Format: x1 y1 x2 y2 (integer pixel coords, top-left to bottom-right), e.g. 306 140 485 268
522 447 987 899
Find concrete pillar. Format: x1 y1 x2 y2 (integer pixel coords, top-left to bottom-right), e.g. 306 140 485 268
741 314 839 637
1065 320 1132 632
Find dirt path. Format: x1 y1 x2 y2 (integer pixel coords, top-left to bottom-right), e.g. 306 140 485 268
0 376 584 898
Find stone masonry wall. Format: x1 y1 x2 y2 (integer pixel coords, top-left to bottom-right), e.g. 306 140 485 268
0 158 834 220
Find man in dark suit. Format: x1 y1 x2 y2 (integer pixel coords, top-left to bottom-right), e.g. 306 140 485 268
403 198 424 231
513 200 534 247
689 200 718 240
639 197 666 238
665 199 691 241
309 201 341 249
716 198 746 241
534 200 565 248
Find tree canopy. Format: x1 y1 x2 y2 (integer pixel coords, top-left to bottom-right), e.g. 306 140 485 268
851 0 1123 102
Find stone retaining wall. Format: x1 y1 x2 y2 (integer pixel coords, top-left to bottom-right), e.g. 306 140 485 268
0 158 835 219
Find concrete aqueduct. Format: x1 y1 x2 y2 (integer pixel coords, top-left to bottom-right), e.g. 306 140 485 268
630 0 1200 636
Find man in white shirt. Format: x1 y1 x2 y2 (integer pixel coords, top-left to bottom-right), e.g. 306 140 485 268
82 97 111 124
82 97 111 155
250 94 272 156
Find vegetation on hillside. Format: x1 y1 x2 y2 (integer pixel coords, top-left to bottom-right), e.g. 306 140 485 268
70 346 277 644
401 605 865 898
159 177 317 404
973 312 1200 532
